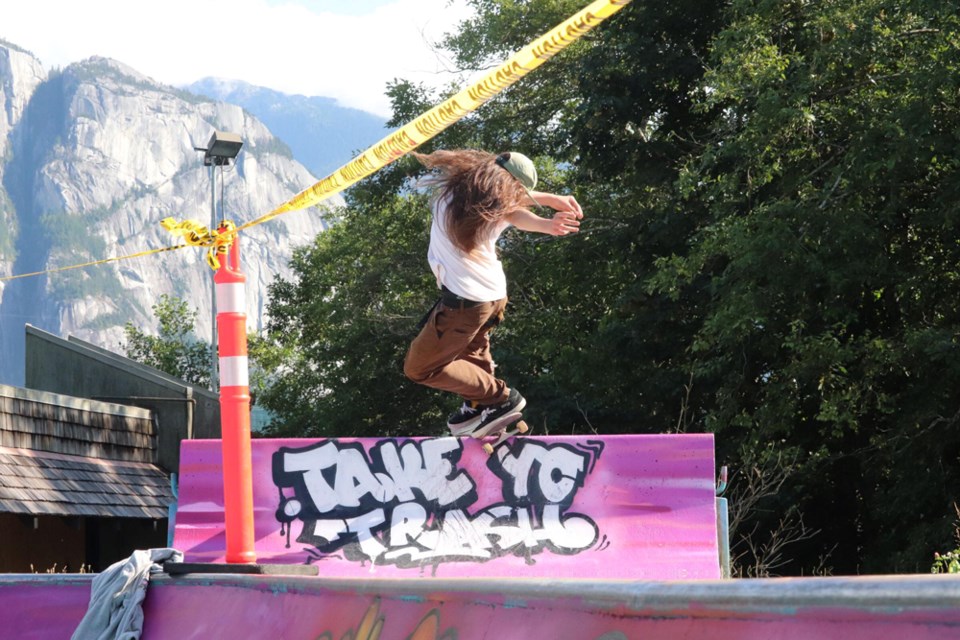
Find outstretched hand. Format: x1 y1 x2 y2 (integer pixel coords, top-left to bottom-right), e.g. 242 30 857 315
549 209 582 236
549 194 583 215
543 194 583 236
509 192 585 236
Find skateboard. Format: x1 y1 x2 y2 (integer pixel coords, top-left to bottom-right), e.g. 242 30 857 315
473 411 529 455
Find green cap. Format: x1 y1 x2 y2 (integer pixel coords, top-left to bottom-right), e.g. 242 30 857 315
495 152 538 191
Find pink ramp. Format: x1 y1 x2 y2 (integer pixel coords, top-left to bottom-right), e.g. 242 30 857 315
172 434 720 580
4 573 960 639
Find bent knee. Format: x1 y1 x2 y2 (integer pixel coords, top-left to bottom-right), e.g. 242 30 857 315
403 355 429 383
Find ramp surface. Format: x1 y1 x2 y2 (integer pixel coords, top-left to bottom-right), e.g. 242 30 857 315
3 573 960 639
172 434 720 579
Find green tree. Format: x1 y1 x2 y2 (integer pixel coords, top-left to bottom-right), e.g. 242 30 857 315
652 0 960 572
124 294 212 387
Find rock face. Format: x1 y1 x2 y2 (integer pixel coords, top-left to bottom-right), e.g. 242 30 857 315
0 42 47 276
0 46 339 385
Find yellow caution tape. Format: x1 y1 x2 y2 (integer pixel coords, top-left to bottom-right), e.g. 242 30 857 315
160 217 236 270
0 216 234 280
0 244 187 282
208 220 236 270
160 217 211 246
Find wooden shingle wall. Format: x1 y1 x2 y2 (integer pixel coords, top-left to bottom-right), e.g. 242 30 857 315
0 447 173 518
0 385 173 519
0 385 156 464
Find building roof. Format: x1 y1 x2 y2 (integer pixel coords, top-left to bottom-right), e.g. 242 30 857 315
0 384 173 519
0 446 173 518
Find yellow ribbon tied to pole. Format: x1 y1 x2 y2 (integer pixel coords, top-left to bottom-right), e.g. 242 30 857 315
160 217 237 270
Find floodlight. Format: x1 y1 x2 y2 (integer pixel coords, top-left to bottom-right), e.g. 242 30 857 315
202 130 243 166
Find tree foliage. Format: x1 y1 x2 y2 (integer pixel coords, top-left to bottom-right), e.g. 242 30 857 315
123 294 212 387
655 0 960 573
258 0 960 575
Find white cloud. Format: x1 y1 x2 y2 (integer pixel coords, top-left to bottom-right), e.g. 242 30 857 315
0 0 474 117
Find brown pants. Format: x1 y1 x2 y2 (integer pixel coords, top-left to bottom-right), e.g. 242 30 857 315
403 298 509 405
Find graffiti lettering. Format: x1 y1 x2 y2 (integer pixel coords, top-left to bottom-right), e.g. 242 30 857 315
381 503 598 564
273 438 603 569
275 439 475 517
493 441 590 506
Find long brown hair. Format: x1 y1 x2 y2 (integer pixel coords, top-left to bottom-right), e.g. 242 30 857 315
413 149 528 254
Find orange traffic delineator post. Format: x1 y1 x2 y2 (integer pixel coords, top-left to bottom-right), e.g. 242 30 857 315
213 229 257 564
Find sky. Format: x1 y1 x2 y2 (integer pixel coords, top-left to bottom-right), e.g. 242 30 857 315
1 0 475 117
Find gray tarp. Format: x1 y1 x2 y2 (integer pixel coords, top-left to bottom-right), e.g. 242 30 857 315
71 548 182 640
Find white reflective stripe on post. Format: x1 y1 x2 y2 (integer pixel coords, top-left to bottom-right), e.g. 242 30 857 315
216 282 246 314
219 356 249 387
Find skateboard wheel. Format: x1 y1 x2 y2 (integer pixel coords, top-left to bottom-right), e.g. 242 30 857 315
482 443 495 455
516 420 529 434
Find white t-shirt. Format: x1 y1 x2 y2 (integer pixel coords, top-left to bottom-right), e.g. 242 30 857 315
427 196 511 302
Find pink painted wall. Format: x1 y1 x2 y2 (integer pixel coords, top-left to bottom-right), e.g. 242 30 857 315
4 573 959 640
136 574 960 640
0 576 90 639
172 434 720 579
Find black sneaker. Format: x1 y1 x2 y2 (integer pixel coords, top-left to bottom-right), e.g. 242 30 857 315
447 401 482 436
471 389 526 438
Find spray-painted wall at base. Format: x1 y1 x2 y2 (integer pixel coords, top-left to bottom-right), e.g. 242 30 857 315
173 434 720 579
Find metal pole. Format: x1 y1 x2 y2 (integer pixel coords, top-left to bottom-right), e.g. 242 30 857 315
210 164 218 391
717 496 731 578
716 465 730 578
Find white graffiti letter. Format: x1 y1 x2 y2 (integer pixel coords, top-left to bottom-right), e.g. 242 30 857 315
538 448 587 504
282 443 339 513
497 445 541 499
541 504 598 551
420 438 474 505
334 447 391 507
498 442 589 504
388 502 428 548
378 441 426 503
347 509 387 561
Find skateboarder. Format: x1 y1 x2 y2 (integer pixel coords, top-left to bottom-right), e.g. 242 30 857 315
403 149 583 436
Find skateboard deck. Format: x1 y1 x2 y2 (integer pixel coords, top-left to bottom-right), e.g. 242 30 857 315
471 411 529 455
